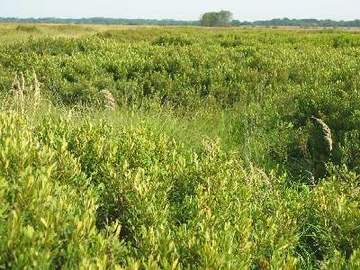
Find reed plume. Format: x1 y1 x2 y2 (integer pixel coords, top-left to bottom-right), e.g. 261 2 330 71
100 89 116 111
10 71 42 111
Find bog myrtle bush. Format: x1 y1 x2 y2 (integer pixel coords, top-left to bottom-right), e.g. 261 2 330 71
0 25 360 268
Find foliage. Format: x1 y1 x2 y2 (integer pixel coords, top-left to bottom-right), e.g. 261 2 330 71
200 11 233 27
0 25 360 269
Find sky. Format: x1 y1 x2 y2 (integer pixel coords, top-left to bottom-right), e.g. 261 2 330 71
1 0 359 21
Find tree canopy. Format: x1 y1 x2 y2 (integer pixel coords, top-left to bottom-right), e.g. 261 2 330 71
200 11 233 27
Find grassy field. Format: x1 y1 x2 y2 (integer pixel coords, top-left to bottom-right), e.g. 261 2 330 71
0 23 360 269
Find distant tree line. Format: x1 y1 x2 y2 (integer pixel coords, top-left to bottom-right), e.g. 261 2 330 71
233 18 360 28
1 16 360 28
0 17 198 26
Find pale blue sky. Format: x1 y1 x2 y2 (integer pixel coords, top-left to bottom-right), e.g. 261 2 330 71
1 0 359 21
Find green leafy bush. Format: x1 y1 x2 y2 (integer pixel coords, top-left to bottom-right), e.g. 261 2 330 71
0 26 360 268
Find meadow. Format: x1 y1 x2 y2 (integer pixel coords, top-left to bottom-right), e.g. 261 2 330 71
0 24 360 269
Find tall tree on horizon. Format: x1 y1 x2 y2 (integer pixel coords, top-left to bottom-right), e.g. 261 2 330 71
200 10 233 27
